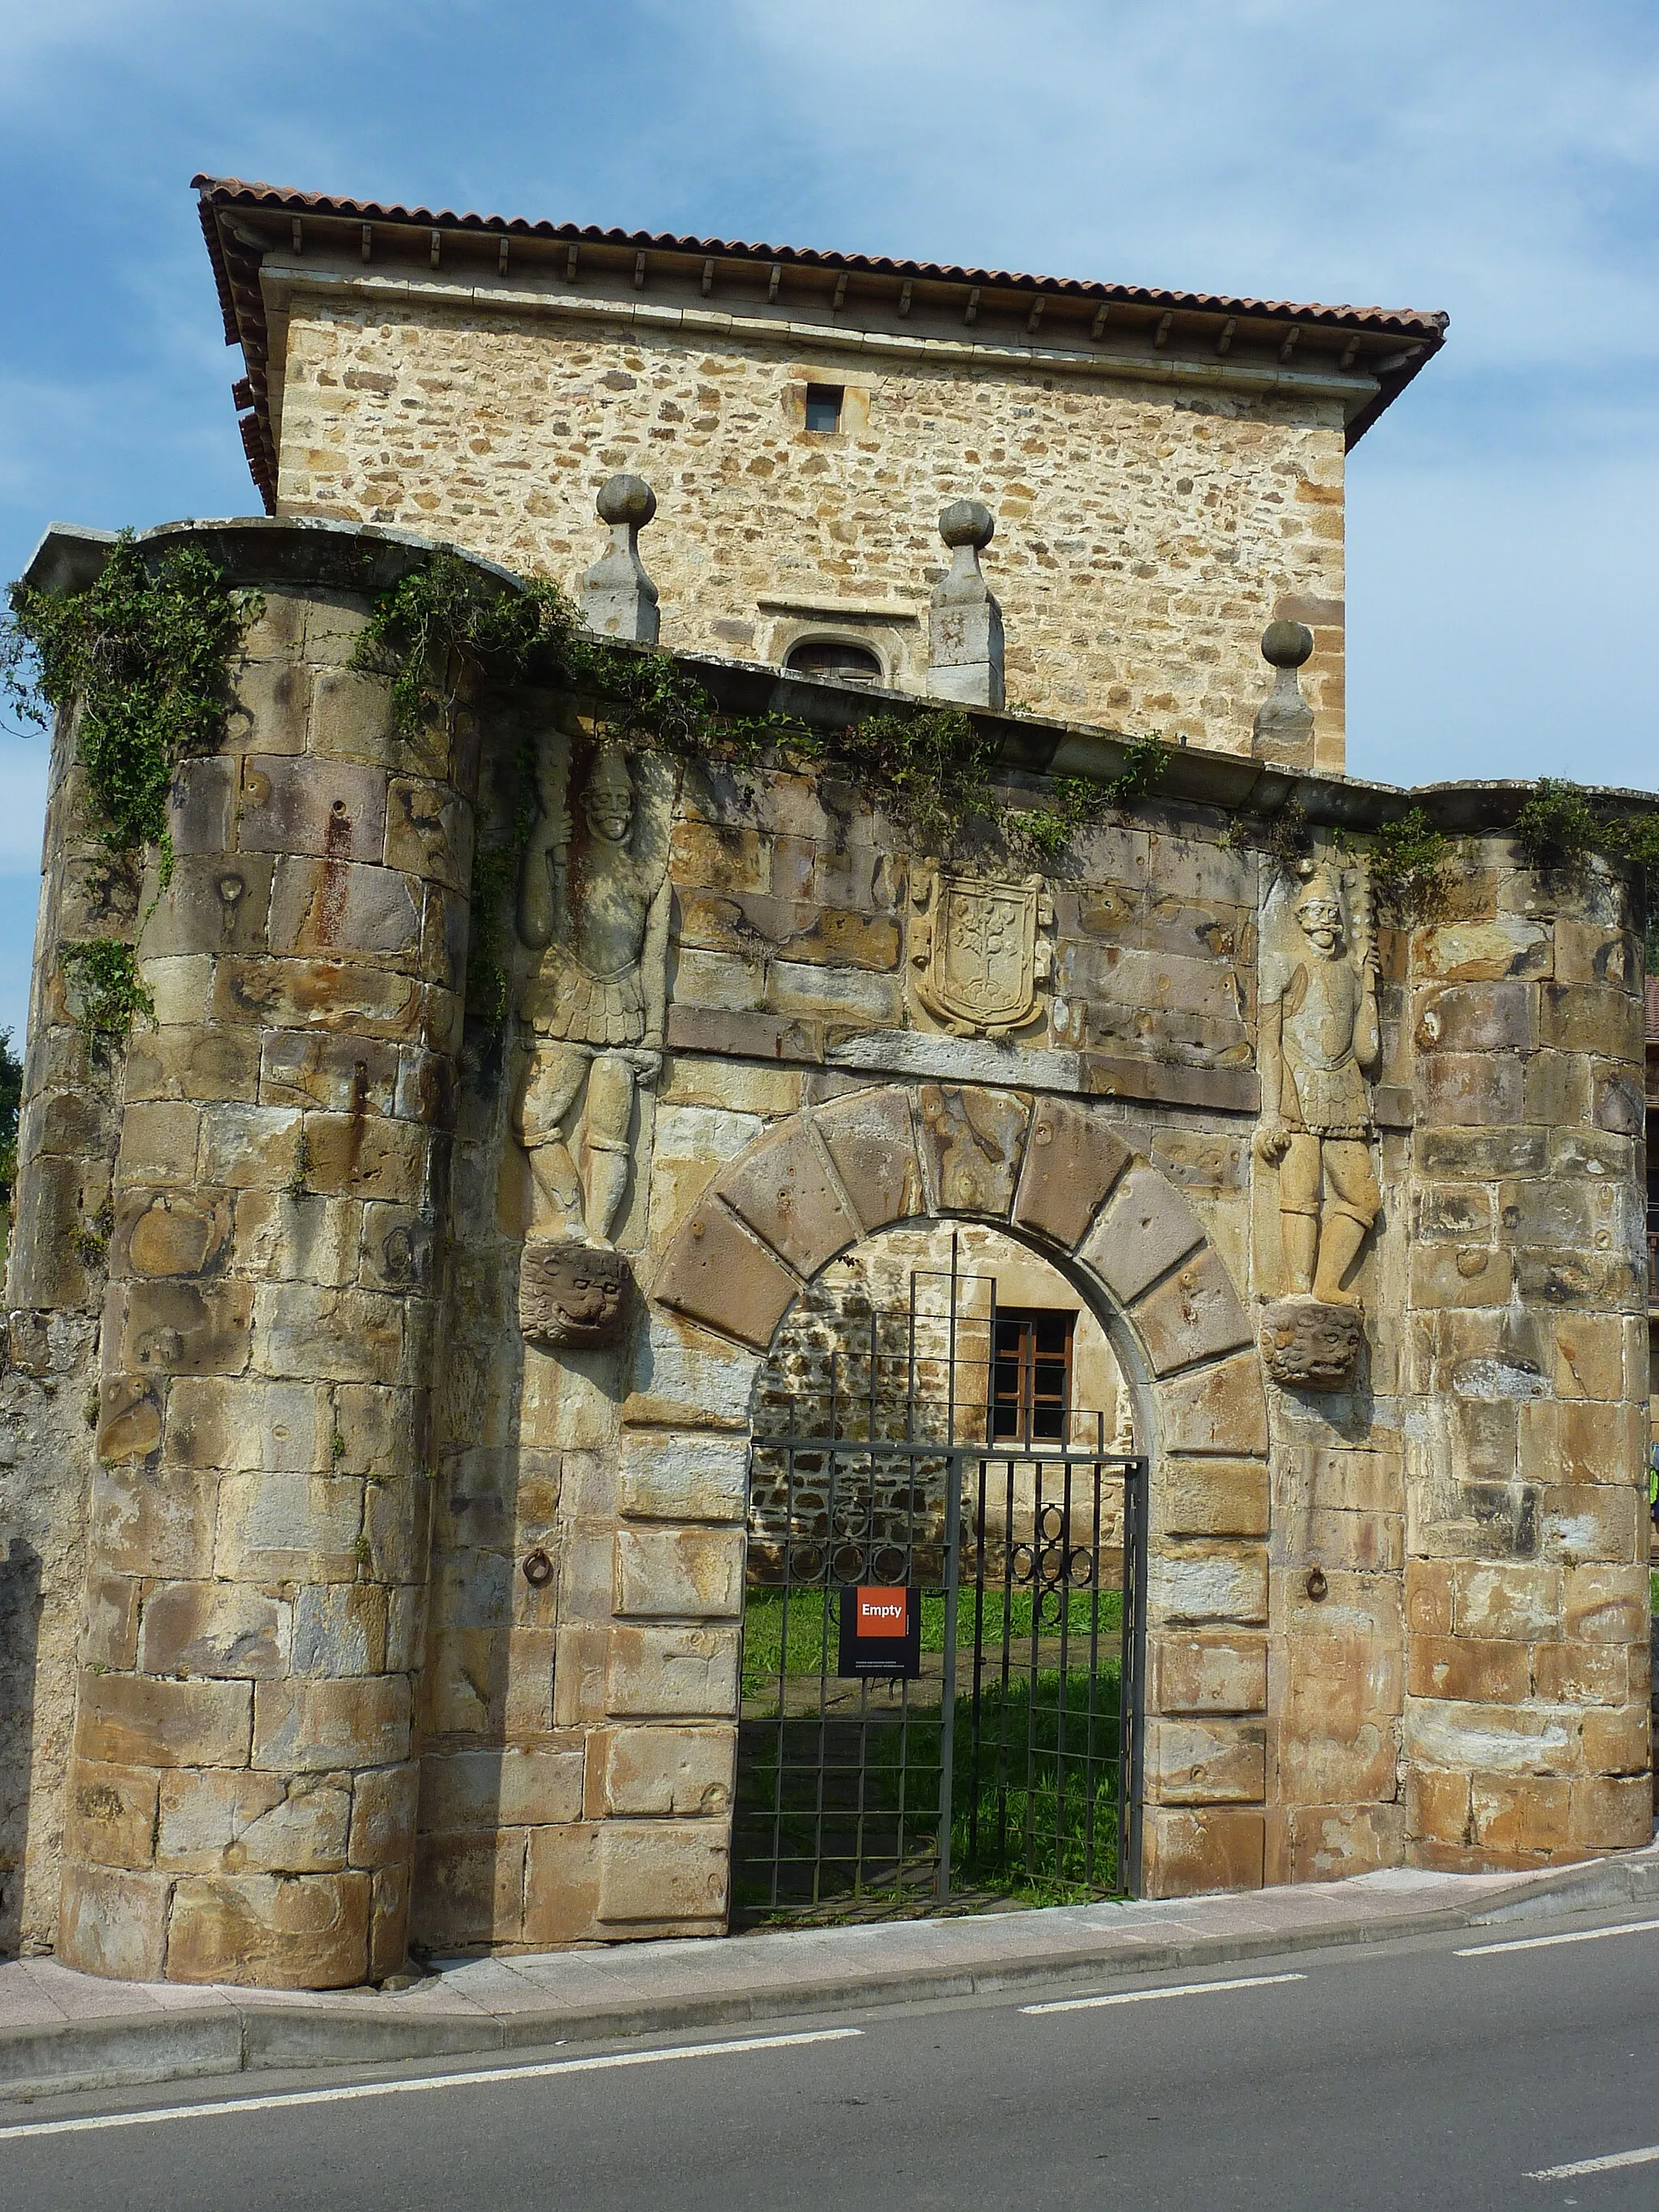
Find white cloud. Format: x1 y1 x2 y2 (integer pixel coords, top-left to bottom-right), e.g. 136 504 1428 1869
705 0 1659 372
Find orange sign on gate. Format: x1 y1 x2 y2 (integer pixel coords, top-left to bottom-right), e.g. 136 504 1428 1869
855 1588 909 1638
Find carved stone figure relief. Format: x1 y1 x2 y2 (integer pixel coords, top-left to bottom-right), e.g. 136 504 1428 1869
909 862 1052 1038
1255 857 1381 1388
512 730 677 1344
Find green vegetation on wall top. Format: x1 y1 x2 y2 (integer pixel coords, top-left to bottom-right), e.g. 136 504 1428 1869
2 531 262 1050
351 551 1172 877
3 532 262 851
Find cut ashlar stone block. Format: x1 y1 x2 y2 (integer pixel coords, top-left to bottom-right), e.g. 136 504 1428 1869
519 1824 600 1948
57 1862 172 1982
251 1674 412 1775
1010 1095 1132 1252
62 1761 160 1870
1144 1719 1266 1805
1157 1352 1269 1458
212 1471 365 1584
1402 1697 1579 1778
211 953 425 1041
618 1428 748 1523
603 1626 740 1719
1130 1249 1251 1376
165 1869 371 1988
1157 1455 1269 1540
595 1818 728 1924
1286 1802 1405 1885
812 1085 924 1235
118 1276 256 1379
1569 1771 1654 1849
1406 1634 1531 1706
1143 1806 1265 1899
612 1527 744 1620
1537 1481 1643 1566
1149 1631 1268 1717
597 1724 736 1818
720 1121 859 1278
160 1374 336 1481
75 1672 254 1771
155 1770 350 1874
89 1461 217 1580
1148 1543 1268 1628
650 1199 800 1350
137 1580 290 1680
1081 1160 1205 1307
416 1745 584 1837
237 752 388 861
346 1762 422 1871
250 1281 407 1387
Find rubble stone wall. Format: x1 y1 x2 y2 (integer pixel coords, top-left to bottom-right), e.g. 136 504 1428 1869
272 292 1347 770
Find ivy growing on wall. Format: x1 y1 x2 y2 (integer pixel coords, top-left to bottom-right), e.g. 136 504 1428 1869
58 940 156 1054
1512 779 1659 972
1367 808 1454 925
2 531 262 1046
0 1025 21 1207
350 552 1171 884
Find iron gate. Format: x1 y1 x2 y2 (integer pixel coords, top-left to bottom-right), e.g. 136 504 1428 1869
732 1257 1147 1924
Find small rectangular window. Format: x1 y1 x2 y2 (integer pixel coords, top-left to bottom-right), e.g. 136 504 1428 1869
804 382 843 433
990 1308 1076 1445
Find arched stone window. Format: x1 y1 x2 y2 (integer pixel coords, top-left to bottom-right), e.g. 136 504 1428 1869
784 637 884 686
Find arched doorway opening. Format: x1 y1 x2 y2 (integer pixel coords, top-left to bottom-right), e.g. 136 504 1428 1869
731 1218 1148 1926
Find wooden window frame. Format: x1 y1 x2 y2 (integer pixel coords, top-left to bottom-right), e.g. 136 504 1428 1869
989 1306 1076 1446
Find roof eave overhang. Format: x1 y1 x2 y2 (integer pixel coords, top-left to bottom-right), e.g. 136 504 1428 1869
194 177 1448 513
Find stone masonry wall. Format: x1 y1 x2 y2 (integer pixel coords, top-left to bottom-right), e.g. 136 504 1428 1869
273 295 1347 769
1401 853 1651 1866
2 682 131 1956
6 518 1649 1987
35 532 476 1987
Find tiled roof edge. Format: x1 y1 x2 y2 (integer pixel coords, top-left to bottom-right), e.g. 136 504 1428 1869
191 173 1449 336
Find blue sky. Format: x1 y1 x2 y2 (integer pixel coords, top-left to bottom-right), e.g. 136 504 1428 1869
2 0 1657 1043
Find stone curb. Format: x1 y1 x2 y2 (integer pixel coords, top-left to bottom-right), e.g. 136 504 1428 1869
5 1843 1657 2103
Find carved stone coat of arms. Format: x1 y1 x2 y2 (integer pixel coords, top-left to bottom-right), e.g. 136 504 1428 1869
910 863 1052 1038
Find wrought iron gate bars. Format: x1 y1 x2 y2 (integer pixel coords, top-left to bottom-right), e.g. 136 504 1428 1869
960 1447 1149 1899
738 1430 1148 1911
736 1248 1146 1917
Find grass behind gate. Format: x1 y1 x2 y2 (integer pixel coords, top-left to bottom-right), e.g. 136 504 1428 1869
733 1657 1125 1919
739 1585 1124 1703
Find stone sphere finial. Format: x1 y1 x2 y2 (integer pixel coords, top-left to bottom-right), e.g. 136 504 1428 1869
596 473 657 529
940 498 995 552
1261 619 1314 670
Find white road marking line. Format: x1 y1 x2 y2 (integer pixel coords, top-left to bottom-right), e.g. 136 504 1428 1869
1456 1916 1659 1958
0 2027 862 2142
1528 2144 1659 2180
1021 1971 1304 2016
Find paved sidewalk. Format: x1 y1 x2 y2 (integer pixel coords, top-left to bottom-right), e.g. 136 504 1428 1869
5 1839 1658 2103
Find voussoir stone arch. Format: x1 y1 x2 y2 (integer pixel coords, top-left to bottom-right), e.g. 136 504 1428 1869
647 1081 1273 1899
651 1083 1263 1432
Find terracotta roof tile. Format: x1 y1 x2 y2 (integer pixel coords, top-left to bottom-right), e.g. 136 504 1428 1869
193 173 1448 336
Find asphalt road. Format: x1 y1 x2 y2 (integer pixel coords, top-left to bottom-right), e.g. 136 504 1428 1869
5 1903 1659 2210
